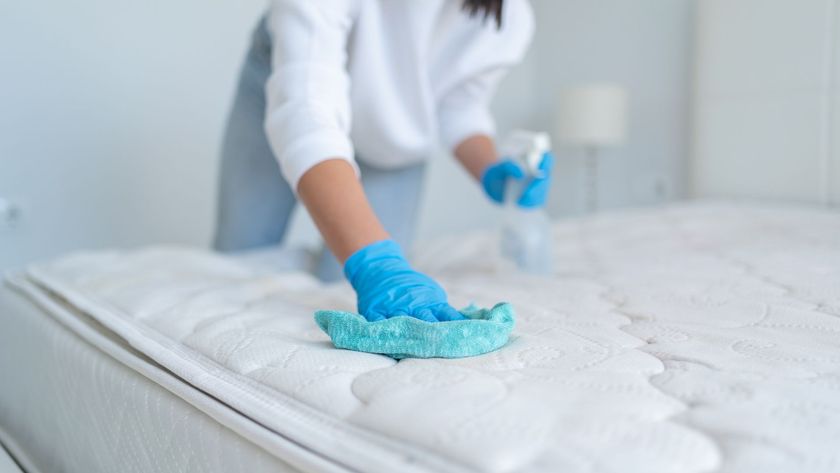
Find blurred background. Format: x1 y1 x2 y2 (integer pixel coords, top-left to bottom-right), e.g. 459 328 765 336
1 0 838 269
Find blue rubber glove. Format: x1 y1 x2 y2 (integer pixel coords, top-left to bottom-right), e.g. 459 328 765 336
481 152 554 208
343 240 466 323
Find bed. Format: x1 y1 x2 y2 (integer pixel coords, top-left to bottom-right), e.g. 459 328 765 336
1 202 839 473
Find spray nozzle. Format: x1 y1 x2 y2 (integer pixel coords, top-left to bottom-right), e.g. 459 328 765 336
503 130 552 178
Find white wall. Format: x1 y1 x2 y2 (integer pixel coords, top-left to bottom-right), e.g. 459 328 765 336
0 0 267 269
1 0 695 269
690 0 840 205
527 0 694 214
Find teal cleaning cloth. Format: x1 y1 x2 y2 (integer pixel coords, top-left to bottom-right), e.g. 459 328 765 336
314 303 515 359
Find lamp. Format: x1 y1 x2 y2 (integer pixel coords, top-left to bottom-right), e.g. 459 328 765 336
555 84 628 212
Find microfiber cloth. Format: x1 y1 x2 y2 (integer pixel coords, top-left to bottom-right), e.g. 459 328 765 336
314 303 515 359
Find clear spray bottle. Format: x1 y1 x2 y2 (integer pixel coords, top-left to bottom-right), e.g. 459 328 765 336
499 130 553 275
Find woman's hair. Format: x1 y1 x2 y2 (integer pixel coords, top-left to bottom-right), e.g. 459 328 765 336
462 0 503 28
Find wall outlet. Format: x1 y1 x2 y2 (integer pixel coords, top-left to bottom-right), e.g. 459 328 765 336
0 198 21 228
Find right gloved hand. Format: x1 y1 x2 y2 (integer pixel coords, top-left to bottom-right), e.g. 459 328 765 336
343 240 466 323
481 152 554 208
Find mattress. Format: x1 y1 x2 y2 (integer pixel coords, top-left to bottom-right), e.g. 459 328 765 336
0 271 327 472
2 202 839 472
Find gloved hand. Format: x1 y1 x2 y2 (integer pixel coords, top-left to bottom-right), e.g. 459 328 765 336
481 151 554 208
344 240 466 323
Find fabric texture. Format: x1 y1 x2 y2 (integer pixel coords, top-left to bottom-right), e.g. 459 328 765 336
213 18 427 282
0 280 306 473
14 203 840 473
314 303 515 359
263 0 534 188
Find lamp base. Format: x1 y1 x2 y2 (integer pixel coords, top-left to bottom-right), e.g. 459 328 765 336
584 147 600 214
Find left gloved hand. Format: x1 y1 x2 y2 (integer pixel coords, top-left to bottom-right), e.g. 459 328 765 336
344 239 466 323
481 152 554 208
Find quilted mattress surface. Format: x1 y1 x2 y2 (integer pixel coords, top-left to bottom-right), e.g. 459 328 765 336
14 202 840 473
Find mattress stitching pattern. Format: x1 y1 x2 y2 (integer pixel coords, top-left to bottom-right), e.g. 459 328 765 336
22 268 455 473
18 202 840 473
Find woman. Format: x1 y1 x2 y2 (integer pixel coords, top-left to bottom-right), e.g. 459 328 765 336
214 0 551 323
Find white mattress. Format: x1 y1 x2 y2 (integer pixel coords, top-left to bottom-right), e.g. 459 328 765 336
3 202 840 472
0 273 328 472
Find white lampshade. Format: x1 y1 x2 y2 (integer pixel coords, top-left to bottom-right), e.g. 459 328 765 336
556 84 628 147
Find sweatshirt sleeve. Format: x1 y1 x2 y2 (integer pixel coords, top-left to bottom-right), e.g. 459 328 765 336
436 0 535 151
264 0 360 191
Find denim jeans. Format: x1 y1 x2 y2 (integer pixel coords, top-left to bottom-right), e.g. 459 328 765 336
214 18 427 282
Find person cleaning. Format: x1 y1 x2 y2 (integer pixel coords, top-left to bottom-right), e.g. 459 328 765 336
214 0 552 324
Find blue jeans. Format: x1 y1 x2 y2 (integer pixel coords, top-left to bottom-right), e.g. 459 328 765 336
214 18 427 282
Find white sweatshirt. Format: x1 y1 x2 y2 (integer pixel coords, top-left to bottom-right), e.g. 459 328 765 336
264 0 534 189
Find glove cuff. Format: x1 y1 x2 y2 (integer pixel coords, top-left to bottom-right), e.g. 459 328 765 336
343 239 407 286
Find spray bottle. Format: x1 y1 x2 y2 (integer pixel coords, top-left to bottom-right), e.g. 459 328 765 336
499 130 553 274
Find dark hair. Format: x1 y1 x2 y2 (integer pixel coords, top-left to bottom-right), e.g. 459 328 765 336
462 0 503 28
